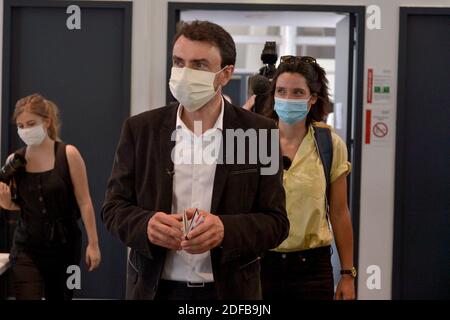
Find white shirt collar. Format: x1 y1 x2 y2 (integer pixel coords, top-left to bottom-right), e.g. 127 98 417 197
176 96 224 134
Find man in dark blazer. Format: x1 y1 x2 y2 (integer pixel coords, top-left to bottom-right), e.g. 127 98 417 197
102 20 288 300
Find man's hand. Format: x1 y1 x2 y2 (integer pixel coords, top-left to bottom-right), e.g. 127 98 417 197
147 211 184 250
181 208 224 254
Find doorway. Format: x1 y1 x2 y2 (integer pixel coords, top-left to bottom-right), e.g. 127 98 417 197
1 0 132 299
167 2 365 291
393 7 450 300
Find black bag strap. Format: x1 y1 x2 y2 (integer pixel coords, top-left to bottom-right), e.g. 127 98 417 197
313 126 333 218
55 141 81 220
55 142 72 188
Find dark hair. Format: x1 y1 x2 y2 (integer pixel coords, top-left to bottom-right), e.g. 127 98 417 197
173 20 236 68
263 61 331 128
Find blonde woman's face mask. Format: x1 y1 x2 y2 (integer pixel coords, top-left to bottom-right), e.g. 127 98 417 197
16 111 48 146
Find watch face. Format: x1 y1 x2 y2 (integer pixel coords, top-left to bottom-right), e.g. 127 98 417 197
341 268 357 278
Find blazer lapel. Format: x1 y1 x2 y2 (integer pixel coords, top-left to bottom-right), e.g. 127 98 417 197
158 105 177 213
210 100 240 214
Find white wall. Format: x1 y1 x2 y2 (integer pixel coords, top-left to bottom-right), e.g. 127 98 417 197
1 0 449 299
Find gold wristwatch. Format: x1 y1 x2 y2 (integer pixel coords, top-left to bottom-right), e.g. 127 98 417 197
340 267 357 278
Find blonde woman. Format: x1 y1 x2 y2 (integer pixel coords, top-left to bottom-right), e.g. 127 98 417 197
0 94 101 300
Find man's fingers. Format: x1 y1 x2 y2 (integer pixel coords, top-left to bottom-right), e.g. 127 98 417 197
149 212 184 241
186 212 211 239
164 237 182 250
171 213 184 221
185 221 209 240
184 228 216 247
153 221 183 240
184 208 198 220
182 228 222 253
152 237 180 250
149 211 221 252
183 238 216 254
149 229 181 250
155 212 183 230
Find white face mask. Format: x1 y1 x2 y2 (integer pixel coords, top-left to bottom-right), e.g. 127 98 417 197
169 66 227 112
17 124 47 146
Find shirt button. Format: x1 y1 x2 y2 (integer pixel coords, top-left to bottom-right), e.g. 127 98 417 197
39 196 43 202
281 254 287 259
42 208 47 214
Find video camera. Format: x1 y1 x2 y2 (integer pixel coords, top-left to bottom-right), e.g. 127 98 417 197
0 153 26 184
258 41 278 80
246 41 278 115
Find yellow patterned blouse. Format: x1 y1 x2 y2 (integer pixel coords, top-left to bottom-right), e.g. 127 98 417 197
274 124 351 252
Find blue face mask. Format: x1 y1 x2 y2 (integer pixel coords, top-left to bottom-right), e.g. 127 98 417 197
274 97 310 125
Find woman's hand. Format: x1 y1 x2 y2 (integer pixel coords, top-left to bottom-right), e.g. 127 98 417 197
85 242 101 272
335 276 356 300
242 95 256 111
0 182 13 210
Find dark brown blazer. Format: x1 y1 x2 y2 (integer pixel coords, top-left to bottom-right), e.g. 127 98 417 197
101 99 289 300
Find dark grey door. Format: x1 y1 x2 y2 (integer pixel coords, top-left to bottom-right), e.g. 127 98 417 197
1 1 132 299
393 7 450 299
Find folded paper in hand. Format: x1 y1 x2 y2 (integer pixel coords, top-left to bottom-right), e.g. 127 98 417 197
182 208 205 239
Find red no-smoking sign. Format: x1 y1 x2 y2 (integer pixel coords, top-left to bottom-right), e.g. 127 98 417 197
372 122 388 138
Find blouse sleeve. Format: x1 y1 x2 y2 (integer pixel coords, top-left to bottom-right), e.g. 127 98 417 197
330 131 352 183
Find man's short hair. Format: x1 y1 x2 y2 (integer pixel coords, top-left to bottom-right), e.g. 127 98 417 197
173 20 236 68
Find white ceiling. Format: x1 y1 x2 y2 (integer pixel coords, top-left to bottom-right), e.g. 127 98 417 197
180 10 347 28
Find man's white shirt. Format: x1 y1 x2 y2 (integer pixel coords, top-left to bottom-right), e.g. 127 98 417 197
161 98 224 283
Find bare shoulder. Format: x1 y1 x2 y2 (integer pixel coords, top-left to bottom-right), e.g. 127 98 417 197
65 144 84 164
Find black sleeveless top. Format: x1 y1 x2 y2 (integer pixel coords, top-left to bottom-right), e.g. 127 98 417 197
11 141 82 262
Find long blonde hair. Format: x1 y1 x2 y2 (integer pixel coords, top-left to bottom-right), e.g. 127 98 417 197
13 93 61 141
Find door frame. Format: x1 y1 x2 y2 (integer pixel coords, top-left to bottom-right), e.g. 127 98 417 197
0 0 132 298
393 6 450 300
1 0 132 161
167 1 365 280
